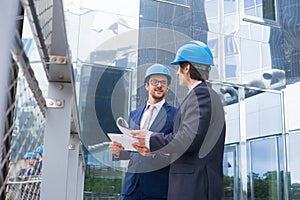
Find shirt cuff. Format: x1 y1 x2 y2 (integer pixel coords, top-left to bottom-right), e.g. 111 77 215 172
145 131 153 149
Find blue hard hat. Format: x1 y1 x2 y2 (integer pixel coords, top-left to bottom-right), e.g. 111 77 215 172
35 145 44 155
170 40 214 66
24 152 37 159
144 64 172 84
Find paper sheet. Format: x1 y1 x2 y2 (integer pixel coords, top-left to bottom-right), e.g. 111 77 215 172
116 117 131 136
107 133 137 151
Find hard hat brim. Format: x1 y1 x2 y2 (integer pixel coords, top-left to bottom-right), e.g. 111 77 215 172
170 56 186 65
170 61 178 65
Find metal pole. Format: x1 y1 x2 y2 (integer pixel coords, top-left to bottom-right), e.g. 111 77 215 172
77 160 85 200
238 87 248 200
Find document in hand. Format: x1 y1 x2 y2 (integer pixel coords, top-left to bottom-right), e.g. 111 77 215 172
107 133 137 151
116 117 131 136
107 117 137 151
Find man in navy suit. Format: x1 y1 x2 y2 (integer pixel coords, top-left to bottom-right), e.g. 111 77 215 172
132 41 226 200
109 64 177 200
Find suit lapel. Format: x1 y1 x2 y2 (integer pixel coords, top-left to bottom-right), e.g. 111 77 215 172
130 105 146 129
137 105 146 127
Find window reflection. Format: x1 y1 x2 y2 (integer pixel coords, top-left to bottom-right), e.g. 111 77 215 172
224 0 236 15
225 35 238 56
79 64 132 148
247 137 284 199
223 145 238 200
245 91 282 139
287 132 300 199
244 0 276 21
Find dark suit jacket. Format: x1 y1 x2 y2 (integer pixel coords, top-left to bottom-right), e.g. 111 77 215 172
117 102 177 198
150 82 226 200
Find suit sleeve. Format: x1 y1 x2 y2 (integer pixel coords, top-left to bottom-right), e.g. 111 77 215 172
112 150 131 161
150 87 212 155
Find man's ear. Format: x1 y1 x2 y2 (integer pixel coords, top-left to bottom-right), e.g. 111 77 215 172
145 82 149 91
184 63 190 74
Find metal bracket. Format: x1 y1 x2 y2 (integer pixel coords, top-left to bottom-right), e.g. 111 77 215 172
48 55 68 65
46 98 65 108
69 144 76 150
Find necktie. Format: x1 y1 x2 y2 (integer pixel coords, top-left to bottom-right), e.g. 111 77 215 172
142 105 155 129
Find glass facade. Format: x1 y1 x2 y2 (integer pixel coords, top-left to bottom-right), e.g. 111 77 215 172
60 0 300 199
247 136 284 199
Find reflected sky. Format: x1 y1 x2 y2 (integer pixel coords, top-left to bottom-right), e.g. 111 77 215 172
248 138 278 176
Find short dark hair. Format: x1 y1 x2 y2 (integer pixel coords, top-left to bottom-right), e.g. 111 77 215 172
178 62 210 81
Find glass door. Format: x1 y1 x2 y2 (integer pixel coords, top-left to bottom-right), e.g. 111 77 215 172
223 144 238 200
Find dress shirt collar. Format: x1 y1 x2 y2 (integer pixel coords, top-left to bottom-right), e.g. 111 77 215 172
188 81 202 94
146 99 165 111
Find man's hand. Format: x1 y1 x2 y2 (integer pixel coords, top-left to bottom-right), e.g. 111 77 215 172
130 129 147 147
132 142 151 156
109 141 124 157
131 129 148 139
130 129 151 156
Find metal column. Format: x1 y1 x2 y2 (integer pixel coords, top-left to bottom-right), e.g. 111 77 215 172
238 87 248 199
21 0 84 198
39 0 83 198
40 83 73 200
66 133 82 200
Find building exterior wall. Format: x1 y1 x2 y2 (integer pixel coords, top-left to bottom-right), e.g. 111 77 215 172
64 0 300 198
137 0 300 199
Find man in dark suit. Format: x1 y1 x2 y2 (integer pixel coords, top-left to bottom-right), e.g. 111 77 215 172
109 64 177 200
34 145 43 175
132 41 226 200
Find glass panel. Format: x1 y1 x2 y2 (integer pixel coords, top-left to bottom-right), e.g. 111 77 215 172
224 0 236 14
245 90 282 139
75 0 140 66
79 64 132 198
285 84 300 131
245 7 256 17
219 86 240 143
256 4 263 18
263 0 276 20
247 137 284 200
223 145 238 200
205 0 219 32
79 64 132 150
287 132 300 199
225 35 238 55
244 0 276 21
244 0 254 8
225 65 237 78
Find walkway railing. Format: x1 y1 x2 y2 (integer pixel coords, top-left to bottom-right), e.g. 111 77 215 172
0 1 83 200
6 176 41 200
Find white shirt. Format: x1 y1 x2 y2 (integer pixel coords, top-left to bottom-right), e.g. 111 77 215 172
140 99 165 129
188 81 202 94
